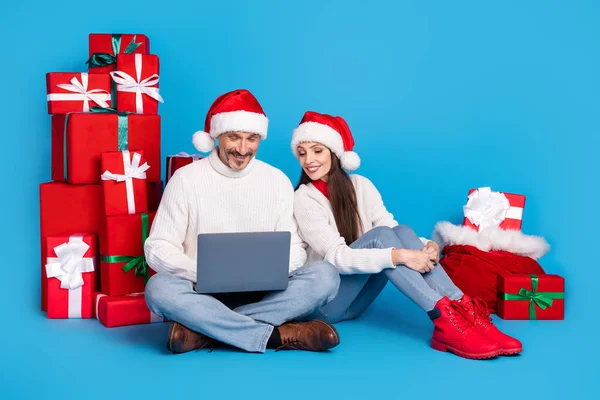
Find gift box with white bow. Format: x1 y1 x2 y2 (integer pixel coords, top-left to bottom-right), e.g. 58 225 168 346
46 73 112 114
51 112 161 184
101 150 150 216
45 234 97 319
110 54 163 114
39 181 163 311
463 187 526 232
99 212 156 296
166 152 202 184
94 292 166 328
87 33 150 75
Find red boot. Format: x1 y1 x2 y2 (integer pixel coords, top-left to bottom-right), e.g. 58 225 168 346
430 297 501 359
459 295 523 355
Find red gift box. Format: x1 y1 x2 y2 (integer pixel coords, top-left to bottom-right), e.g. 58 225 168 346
94 292 165 327
497 273 565 320
46 73 112 114
166 152 202 184
101 150 150 216
45 234 97 318
51 113 161 184
100 212 156 296
87 33 150 75
110 54 163 114
39 182 163 311
463 187 526 231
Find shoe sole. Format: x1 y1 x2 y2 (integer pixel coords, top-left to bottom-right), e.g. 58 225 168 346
501 347 523 355
431 339 500 359
314 319 341 348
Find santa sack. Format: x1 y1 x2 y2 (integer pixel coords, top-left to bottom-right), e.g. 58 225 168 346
440 245 545 313
433 222 550 313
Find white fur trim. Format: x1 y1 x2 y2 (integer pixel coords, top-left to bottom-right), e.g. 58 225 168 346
192 130 216 153
432 221 550 259
209 110 268 139
291 122 345 158
340 151 360 171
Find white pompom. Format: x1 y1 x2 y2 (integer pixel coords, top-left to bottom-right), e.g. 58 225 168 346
192 131 216 153
340 151 360 171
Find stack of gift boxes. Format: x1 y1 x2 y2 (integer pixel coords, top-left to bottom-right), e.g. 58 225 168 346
41 33 168 327
461 187 565 320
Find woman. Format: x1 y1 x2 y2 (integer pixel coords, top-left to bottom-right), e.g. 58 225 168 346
291 111 522 360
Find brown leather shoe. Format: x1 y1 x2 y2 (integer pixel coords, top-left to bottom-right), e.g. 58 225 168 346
276 320 340 352
166 322 217 354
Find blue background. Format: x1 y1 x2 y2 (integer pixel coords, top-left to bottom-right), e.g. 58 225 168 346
1 0 598 398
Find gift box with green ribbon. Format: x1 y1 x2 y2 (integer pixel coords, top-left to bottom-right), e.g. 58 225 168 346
87 33 149 75
51 111 161 184
497 273 564 320
99 212 156 296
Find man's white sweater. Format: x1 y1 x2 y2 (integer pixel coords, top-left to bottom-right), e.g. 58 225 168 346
144 149 307 283
294 174 428 275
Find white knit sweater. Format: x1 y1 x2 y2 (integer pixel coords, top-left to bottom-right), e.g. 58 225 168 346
294 174 426 275
144 150 307 283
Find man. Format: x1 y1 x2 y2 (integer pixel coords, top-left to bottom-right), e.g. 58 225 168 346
144 89 341 354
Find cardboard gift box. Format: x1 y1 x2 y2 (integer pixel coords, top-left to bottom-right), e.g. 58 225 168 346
46 72 111 114
39 182 163 311
497 273 565 320
101 150 150 216
94 292 166 327
87 33 150 75
166 152 202 184
463 187 526 231
99 212 156 296
45 234 97 318
110 54 163 114
51 112 161 184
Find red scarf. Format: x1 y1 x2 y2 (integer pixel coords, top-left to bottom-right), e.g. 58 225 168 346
312 179 329 199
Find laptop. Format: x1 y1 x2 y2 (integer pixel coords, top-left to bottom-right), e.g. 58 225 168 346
195 231 291 294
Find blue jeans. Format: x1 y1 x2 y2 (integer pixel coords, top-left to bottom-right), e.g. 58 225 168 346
310 225 463 324
145 261 340 353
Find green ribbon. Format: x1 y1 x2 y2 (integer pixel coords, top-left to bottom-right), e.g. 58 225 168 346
85 34 142 69
100 213 150 283
501 274 564 319
62 107 130 182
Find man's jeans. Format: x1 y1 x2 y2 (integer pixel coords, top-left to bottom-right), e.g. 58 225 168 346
145 261 340 353
309 225 464 324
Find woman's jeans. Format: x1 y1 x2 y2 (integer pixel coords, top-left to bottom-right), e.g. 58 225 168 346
310 225 463 324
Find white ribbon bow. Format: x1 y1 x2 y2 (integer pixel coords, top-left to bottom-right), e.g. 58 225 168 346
47 73 111 112
45 235 95 290
110 53 164 113
463 187 511 231
101 151 150 214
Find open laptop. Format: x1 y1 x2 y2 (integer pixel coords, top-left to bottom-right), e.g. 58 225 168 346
195 231 291 294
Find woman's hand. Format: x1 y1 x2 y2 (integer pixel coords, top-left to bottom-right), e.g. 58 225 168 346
422 241 440 264
392 249 435 273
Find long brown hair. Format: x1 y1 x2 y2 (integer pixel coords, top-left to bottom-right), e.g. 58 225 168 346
296 153 363 245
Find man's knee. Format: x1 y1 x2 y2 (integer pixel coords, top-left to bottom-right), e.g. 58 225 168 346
145 273 182 311
300 261 341 302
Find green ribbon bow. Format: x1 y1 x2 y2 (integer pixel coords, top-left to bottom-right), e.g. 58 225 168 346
100 213 150 283
502 274 564 319
85 34 142 69
62 107 130 182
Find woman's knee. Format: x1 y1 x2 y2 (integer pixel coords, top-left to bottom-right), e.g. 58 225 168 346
392 224 423 249
367 226 400 247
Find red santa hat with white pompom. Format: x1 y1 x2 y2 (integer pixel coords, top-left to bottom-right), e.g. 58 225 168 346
192 89 269 152
290 111 361 171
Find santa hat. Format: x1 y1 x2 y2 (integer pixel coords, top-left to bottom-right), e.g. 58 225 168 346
192 89 269 153
290 111 360 171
